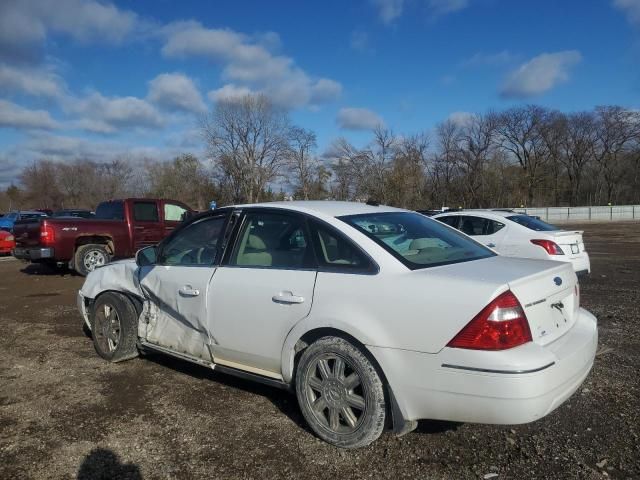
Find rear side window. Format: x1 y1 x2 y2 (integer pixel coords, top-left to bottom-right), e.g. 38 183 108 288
95 201 124 220
133 202 159 222
340 211 494 270
507 215 559 231
229 212 314 269
309 221 376 273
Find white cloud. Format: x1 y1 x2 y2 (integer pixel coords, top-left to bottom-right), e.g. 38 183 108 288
428 0 469 17
461 50 518 68
0 64 65 98
350 30 372 53
208 84 255 103
0 99 58 130
501 50 582 98
69 92 165 132
372 0 404 24
447 111 474 127
614 0 640 25
0 0 137 63
161 21 342 109
148 72 206 113
337 107 384 130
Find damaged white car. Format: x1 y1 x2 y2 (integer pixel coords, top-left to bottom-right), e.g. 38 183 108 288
78 201 598 448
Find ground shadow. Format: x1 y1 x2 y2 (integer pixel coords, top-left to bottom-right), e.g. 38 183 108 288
143 352 311 433
20 262 71 276
141 352 462 439
77 448 142 480
415 419 461 434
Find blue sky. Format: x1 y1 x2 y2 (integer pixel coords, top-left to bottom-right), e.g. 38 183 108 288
0 0 639 186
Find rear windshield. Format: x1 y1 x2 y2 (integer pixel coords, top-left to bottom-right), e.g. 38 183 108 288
21 213 46 220
339 211 495 269
507 215 558 231
95 201 124 220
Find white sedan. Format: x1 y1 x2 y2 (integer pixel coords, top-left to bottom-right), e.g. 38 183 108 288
78 202 597 448
433 210 591 275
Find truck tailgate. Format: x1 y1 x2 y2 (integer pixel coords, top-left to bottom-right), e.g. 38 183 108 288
13 219 43 247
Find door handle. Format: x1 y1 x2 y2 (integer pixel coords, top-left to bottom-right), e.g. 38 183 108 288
272 291 305 304
179 286 200 297
486 243 496 248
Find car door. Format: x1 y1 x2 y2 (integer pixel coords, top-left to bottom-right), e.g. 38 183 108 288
458 215 508 252
139 213 229 361
131 200 164 250
208 209 317 378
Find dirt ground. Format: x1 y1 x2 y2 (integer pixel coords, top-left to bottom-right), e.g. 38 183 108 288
1 222 639 480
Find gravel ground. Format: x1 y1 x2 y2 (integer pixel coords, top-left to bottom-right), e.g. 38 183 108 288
0 221 639 479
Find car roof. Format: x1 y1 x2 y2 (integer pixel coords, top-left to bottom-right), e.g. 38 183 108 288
434 209 522 219
234 201 407 217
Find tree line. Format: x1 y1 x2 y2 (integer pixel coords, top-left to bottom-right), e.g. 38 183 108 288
2 95 639 213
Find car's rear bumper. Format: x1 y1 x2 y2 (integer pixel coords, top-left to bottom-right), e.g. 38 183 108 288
551 252 590 275
370 307 597 425
12 247 54 261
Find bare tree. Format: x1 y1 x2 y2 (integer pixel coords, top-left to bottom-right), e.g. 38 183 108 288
496 105 548 206
457 112 499 207
286 127 317 200
593 106 640 203
561 112 597 205
201 94 290 203
431 119 462 207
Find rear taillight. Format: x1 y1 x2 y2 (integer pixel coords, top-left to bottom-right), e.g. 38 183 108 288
40 224 55 246
531 239 564 255
447 290 532 350
5 235 14 242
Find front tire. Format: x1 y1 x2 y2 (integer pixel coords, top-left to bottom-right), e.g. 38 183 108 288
295 336 386 448
91 292 139 363
75 244 110 276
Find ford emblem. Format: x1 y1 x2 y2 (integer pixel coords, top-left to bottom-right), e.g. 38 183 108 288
553 276 562 286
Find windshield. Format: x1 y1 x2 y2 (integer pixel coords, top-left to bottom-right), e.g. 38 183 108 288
339 211 495 269
21 213 46 220
507 215 559 231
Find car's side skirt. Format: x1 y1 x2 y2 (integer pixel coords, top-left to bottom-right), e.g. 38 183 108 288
139 341 290 391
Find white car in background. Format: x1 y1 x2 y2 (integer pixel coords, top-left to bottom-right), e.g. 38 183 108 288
433 210 591 276
78 202 597 448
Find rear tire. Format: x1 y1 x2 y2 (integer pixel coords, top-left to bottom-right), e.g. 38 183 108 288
75 244 110 276
295 336 386 448
91 292 139 363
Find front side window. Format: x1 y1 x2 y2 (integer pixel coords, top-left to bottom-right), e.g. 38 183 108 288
340 211 494 270
164 203 187 222
229 212 313 269
507 215 559 231
95 201 124 220
159 215 226 266
133 202 159 222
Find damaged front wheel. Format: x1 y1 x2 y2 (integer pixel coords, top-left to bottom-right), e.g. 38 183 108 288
92 292 139 363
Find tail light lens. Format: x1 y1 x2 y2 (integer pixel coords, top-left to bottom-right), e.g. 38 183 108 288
531 239 564 255
447 290 532 350
5 235 14 242
40 224 55 246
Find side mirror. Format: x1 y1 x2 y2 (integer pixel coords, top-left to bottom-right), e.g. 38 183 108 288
135 245 157 267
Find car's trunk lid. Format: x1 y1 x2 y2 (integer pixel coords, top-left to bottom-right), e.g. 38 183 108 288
548 230 586 258
416 256 578 347
507 262 578 346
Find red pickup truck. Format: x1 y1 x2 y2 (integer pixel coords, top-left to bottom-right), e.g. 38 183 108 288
13 198 193 275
